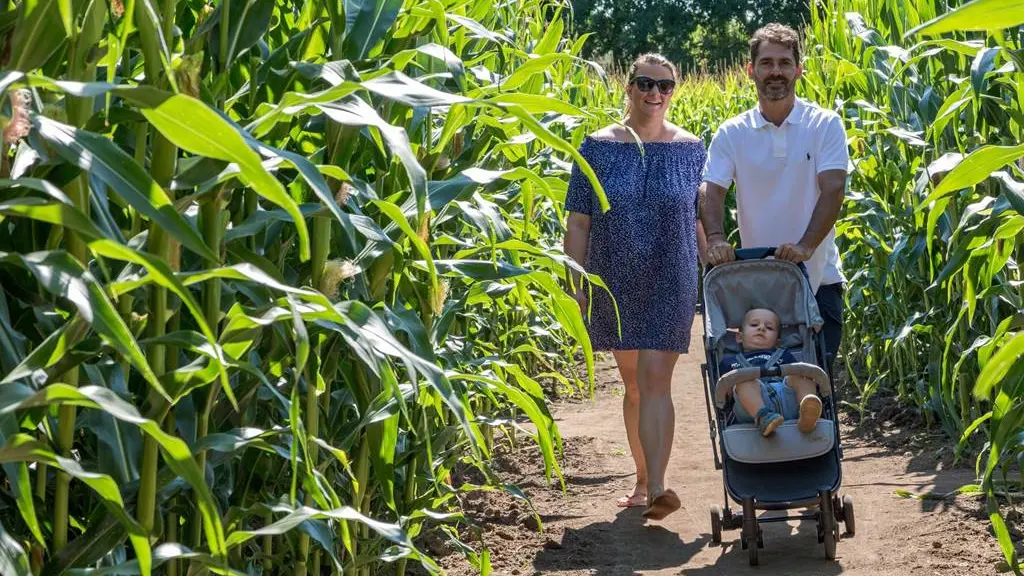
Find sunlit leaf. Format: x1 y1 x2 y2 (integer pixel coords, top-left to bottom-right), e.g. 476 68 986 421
908 0 1024 36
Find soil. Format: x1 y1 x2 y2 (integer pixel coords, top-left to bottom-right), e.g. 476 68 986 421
415 319 1018 575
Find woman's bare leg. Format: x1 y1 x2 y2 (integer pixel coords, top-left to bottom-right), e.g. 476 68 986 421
612 350 646 506
636 349 681 520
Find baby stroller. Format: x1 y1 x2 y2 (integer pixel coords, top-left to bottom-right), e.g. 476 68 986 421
699 247 855 566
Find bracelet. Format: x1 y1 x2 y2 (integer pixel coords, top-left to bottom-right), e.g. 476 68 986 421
706 231 725 240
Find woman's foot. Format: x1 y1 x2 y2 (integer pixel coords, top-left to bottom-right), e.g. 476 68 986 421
616 483 647 507
755 407 784 437
798 394 823 433
616 492 647 508
642 489 681 520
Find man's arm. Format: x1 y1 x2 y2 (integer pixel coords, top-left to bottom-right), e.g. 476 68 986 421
700 124 737 265
799 169 846 250
696 219 708 266
775 170 845 262
700 181 735 264
699 181 725 239
777 114 850 263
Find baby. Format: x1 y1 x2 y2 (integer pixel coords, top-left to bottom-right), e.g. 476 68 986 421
718 307 823 437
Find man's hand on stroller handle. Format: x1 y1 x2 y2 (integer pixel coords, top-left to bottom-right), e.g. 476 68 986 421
705 235 735 266
702 243 813 274
776 242 813 263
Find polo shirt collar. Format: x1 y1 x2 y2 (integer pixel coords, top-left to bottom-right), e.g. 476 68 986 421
752 97 805 129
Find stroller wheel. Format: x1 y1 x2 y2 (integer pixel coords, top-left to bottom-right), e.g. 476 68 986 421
843 495 856 537
710 505 723 544
820 491 838 560
742 498 759 566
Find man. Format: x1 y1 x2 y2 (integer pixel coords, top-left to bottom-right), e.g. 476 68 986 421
700 23 850 365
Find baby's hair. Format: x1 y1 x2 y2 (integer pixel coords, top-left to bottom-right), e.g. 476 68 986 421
743 307 781 326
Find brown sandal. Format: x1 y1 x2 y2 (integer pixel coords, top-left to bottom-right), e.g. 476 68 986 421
642 489 681 520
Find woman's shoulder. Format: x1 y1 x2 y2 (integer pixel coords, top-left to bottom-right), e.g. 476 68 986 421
585 125 700 144
667 125 702 143
587 125 630 142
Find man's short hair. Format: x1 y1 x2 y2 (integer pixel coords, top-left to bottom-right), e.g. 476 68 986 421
750 23 801 64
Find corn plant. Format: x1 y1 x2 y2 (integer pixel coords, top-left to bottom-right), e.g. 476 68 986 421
0 0 623 573
799 0 1024 570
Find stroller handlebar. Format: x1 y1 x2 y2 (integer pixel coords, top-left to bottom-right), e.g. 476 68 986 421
701 245 810 280
734 246 776 261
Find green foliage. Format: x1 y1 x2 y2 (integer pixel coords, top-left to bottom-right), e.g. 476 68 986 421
800 0 1024 570
0 0 621 573
568 0 809 71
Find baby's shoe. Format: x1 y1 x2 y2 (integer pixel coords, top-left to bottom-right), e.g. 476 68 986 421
755 407 783 437
798 395 823 433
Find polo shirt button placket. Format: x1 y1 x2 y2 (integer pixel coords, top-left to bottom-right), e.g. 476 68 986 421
772 125 787 159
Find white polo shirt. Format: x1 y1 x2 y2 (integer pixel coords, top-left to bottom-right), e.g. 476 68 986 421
702 97 850 293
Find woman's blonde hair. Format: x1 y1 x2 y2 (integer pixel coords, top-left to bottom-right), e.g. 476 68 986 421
627 53 678 83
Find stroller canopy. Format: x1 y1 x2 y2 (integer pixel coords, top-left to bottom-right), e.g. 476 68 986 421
703 259 824 347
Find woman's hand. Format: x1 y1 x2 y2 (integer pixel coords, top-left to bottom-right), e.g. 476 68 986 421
574 290 588 316
564 211 592 315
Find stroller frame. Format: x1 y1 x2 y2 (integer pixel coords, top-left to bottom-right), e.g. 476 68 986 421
698 247 855 566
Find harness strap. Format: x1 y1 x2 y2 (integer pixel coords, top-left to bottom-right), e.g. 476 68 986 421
765 347 787 368
765 383 784 415
735 348 788 369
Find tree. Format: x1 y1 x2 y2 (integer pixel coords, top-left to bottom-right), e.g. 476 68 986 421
570 0 809 71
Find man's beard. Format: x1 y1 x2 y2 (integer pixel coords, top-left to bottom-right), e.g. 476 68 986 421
757 76 792 101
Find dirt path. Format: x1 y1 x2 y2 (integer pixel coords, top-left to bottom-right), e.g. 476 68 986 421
428 319 1009 575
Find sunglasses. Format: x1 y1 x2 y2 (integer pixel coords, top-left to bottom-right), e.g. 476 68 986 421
630 75 676 94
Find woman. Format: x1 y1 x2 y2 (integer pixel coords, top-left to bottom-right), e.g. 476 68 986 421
563 53 706 521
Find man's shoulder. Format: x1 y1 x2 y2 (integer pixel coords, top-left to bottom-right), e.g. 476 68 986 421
798 98 843 125
715 108 758 135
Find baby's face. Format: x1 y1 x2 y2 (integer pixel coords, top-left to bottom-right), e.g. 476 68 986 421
739 309 780 350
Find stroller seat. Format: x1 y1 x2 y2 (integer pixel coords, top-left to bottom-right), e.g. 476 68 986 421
722 419 835 465
715 360 835 468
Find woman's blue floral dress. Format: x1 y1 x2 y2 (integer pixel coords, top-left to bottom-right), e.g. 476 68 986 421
565 136 706 353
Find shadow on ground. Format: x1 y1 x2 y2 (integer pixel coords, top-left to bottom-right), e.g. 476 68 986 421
677 519 847 575
531 504 851 576
532 508 708 575
840 414 980 515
